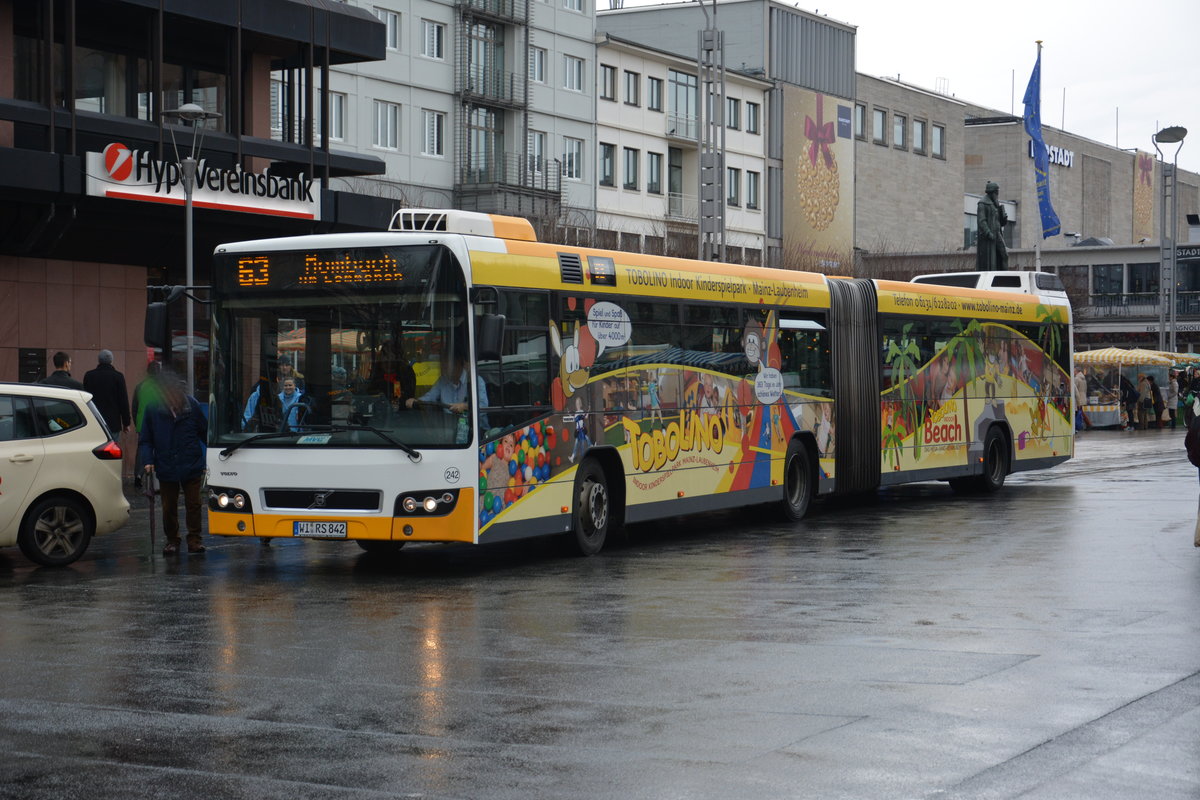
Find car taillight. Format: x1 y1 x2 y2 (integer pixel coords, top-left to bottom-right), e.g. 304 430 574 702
93 440 123 460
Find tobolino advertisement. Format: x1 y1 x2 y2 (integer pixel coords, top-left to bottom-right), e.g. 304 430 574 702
782 86 854 271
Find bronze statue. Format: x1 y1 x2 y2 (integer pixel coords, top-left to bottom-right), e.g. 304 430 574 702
976 181 1009 270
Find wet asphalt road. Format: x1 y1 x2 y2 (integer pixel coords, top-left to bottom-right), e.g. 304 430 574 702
1 429 1199 800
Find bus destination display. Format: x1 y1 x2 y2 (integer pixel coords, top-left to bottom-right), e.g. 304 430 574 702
235 252 405 289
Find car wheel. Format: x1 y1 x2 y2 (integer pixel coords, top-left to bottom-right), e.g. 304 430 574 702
18 495 94 567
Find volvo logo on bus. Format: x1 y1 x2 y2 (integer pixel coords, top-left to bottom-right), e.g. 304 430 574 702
309 490 335 509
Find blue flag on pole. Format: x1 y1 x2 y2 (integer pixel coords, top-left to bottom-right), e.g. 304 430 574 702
1023 50 1061 238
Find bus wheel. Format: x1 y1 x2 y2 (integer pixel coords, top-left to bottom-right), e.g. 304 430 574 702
977 427 1009 492
356 540 405 555
951 427 1008 494
780 440 814 521
571 460 610 556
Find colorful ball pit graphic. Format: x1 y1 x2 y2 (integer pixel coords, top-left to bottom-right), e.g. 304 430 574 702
478 420 558 526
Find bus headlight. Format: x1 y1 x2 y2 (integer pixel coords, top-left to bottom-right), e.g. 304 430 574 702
395 489 460 516
209 486 253 513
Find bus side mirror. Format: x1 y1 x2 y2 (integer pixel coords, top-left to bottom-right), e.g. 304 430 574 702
476 313 506 361
145 302 169 349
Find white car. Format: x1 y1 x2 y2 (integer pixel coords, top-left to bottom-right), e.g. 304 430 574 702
0 382 130 566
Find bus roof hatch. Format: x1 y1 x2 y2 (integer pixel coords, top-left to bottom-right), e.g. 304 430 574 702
389 209 538 242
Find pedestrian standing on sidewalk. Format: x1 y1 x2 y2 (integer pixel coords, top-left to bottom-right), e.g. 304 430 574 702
139 375 208 555
1149 375 1165 430
83 349 132 436
1167 369 1180 429
1073 368 1091 430
130 361 164 488
1137 373 1152 430
39 351 84 389
1184 412 1200 547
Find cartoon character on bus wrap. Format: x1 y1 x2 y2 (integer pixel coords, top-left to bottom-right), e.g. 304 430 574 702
729 313 793 490
477 420 559 525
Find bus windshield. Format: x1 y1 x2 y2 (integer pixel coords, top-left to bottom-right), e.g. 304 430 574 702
209 244 473 449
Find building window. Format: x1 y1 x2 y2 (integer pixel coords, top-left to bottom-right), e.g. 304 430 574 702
1092 264 1124 296
529 47 546 83
563 137 583 180
528 130 546 174
564 55 584 92
600 64 616 100
726 97 740 130
932 124 946 159
563 0 583 11
624 70 640 106
623 147 639 190
746 101 760 134
599 143 615 186
913 118 927 155
373 100 399 149
893 113 907 150
872 107 887 145
746 170 759 209
854 103 866 140
648 77 664 111
1128 263 1159 299
421 20 445 59
647 151 663 194
324 92 346 141
375 7 400 51
668 69 698 138
727 167 740 206
422 109 445 156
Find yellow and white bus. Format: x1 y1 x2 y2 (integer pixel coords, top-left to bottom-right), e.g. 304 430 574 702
204 210 1073 555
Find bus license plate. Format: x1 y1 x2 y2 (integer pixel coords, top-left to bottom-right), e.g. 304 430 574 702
293 521 348 538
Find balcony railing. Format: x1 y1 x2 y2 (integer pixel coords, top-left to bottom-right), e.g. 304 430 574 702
457 68 526 107
1074 291 1200 319
667 191 698 220
666 113 698 140
458 152 561 194
456 0 527 23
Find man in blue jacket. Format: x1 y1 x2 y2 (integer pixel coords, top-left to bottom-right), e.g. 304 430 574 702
140 376 208 555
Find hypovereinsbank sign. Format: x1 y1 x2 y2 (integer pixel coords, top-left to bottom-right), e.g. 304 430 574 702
85 142 321 220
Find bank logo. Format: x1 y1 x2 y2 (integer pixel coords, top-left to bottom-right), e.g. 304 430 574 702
103 142 133 182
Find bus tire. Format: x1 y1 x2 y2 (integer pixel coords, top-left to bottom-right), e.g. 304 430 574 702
951 427 1008 494
571 460 610 557
356 540 405 555
780 439 814 521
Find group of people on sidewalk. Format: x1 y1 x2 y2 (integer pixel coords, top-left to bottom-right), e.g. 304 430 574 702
40 351 206 556
1074 366 1199 432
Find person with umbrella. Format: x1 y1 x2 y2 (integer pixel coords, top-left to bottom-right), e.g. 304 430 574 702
139 375 208 555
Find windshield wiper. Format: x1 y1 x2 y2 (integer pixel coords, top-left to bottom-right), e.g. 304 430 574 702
218 430 306 459
218 425 422 462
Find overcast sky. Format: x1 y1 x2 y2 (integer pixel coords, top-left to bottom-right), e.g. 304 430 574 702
618 0 1200 173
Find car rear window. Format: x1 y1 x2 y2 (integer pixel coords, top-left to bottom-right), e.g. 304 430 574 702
32 397 86 435
0 395 38 441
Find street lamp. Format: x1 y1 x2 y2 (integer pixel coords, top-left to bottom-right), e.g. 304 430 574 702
1153 125 1187 353
162 102 222 396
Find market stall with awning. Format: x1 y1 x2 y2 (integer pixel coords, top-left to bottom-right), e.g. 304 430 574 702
1073 348 1173 428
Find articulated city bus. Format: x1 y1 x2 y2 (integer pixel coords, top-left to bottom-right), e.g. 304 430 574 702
204 210 1073 555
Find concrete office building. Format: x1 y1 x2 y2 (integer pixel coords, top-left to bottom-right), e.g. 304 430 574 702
594 34 770 263
328 0 598 241
599 0 856 268
853 74 1200 350
0 0 394 388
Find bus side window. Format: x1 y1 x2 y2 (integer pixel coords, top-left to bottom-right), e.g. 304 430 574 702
477 290 550 434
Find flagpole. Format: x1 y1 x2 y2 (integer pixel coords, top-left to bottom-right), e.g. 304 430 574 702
1034 41 1042 272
